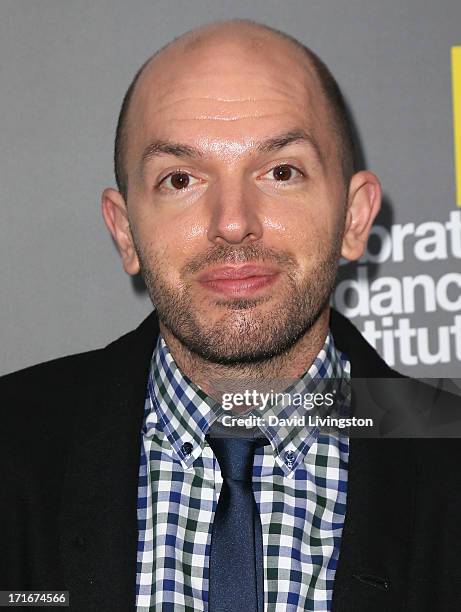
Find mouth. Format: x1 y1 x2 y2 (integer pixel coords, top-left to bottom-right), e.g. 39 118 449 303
196 264 280 297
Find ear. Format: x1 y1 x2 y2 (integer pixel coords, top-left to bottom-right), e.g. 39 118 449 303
101 188 140 275
341 170 382 261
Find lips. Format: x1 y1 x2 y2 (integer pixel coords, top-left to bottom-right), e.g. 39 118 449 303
197 265 280 297
197 265 279 282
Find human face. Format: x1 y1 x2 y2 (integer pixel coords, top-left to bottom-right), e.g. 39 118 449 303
113 34 348 363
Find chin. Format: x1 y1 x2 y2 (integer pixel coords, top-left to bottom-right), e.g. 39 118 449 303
171 304 324 365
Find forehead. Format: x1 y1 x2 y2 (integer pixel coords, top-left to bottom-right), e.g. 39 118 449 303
126 31 334 162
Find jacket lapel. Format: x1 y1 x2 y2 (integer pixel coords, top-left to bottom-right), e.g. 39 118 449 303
58 314 159 610
330 309 414 611
331 437 414 611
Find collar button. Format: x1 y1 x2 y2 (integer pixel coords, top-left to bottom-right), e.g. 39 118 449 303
284 450 295 468
181 442 193 456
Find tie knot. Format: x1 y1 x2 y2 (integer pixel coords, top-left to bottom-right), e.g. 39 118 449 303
207 437 256 482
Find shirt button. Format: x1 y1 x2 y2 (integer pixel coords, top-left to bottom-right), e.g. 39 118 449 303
284 450 295 467
181 442 193 456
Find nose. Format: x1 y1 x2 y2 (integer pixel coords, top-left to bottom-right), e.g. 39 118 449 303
206 178 263 245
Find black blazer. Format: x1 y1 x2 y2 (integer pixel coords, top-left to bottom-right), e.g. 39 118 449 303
1 309 461 611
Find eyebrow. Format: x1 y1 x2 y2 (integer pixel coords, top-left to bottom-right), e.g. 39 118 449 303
140 129 323 167
141 141 203 164
256 129 323 163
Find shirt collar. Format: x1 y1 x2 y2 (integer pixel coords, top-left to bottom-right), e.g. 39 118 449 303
144 330 350 476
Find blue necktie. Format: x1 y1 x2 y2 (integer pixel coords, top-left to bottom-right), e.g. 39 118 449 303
207 436 265 612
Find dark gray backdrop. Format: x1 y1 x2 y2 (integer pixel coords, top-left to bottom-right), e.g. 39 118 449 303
1 0 460 376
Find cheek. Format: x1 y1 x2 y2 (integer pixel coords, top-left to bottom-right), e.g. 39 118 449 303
264 201 343 280
132 207 209 280
137 189 208 245
263 202 332 256
175 217 209 258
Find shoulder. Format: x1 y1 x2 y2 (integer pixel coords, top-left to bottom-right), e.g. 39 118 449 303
329 308 402 378
0 312 157 431
0 347 103 391
0 313 159 478
0 311 159 395
0 349 107 458
330 309 461 442
0 309 159 409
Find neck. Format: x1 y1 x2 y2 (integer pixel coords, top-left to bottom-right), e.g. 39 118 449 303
159 307 330 404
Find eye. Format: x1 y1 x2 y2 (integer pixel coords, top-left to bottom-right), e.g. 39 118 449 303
159 171 200 191
261 164 304 183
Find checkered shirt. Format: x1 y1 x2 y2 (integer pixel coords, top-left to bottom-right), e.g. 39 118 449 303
136 331 351 611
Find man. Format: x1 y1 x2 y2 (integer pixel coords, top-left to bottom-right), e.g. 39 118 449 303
1 19 461 612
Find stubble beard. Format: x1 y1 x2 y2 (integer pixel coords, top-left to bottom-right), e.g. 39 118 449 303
134 236 343 366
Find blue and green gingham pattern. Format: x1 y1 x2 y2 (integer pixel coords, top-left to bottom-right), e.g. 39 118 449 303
136 331 350 611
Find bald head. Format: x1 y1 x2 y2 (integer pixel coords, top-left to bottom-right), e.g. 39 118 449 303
114 19 355 199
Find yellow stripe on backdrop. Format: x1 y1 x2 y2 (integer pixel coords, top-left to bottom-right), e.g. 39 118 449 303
452 46 461 206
